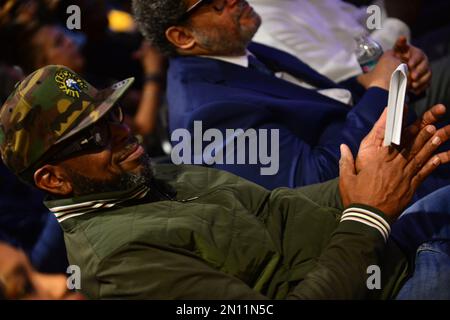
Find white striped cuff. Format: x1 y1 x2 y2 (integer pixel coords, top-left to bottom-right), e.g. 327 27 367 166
341 207 391 242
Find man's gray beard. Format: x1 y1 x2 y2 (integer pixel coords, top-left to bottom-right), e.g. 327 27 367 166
192 6 261 55
65 153 154 197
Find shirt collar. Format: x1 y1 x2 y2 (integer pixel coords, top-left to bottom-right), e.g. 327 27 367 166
45 184 151 223
199 50 252 68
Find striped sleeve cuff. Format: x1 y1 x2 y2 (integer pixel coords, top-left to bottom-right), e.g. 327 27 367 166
340 205 391 242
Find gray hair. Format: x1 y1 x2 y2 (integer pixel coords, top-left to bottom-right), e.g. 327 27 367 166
132 0 188 56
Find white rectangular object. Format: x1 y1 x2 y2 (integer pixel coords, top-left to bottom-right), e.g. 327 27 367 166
384 63 409 146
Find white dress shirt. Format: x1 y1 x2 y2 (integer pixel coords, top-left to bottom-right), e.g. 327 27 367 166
200 51 353 105
248 0 411 82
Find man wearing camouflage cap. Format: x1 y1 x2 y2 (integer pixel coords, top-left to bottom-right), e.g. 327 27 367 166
0 65 135 185
1 65 450 299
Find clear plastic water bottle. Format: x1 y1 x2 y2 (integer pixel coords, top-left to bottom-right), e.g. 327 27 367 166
354 35 384 73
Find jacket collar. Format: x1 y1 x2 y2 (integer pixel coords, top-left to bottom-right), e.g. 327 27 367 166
45 184 151 224
169 42 344 103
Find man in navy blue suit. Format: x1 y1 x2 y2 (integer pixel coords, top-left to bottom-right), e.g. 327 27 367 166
132 0 444 197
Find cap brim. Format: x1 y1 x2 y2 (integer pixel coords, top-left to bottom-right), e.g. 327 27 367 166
55 77 135 145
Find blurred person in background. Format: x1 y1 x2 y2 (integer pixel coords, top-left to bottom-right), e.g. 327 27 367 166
0 59 68 274
0 242 83 299
0 0 168 157
0 3 80 275
1 23 85 75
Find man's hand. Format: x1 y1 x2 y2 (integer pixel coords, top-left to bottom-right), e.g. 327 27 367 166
394 36 432 95
357 50 402 90
0 243 85 300
356 104 447 172
339 104 450 220
132 40 166 75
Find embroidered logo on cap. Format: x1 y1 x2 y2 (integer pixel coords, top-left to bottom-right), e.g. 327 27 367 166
55 69 87 98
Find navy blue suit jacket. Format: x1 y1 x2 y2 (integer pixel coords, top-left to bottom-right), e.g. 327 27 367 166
167 42 389 190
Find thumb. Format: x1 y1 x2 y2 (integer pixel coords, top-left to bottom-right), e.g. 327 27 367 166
339 144 356 177
394 36 409 55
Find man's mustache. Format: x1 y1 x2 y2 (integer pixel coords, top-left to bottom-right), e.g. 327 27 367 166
116 136 140 160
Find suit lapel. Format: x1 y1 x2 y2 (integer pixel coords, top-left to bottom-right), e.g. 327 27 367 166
221 62 337 102
248 42 340 90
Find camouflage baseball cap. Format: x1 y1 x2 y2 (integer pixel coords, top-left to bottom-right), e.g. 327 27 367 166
0 65 134 176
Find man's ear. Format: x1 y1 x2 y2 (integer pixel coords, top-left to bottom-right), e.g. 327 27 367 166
165 26 196 51
34 165 73 196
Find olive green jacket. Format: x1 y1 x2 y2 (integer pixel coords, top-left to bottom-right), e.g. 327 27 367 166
46 165 408 299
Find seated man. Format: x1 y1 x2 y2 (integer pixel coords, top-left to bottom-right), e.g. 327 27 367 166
1 65 450 299
132 0 444 198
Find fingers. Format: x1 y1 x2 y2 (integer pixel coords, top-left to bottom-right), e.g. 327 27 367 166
421 104 447 124
405 124 450 175
410 71 432 95
410 61 431 93
410 58 429 80
411 155 441 190
407 49 430 95
393 36 409 55
404 104 446 142
401 124 436 160
435 150 450 166
393 37 411 63
435 124 450 146
407 51 424 70
339 144 356 177
403 125 438 171
411 150 450 190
